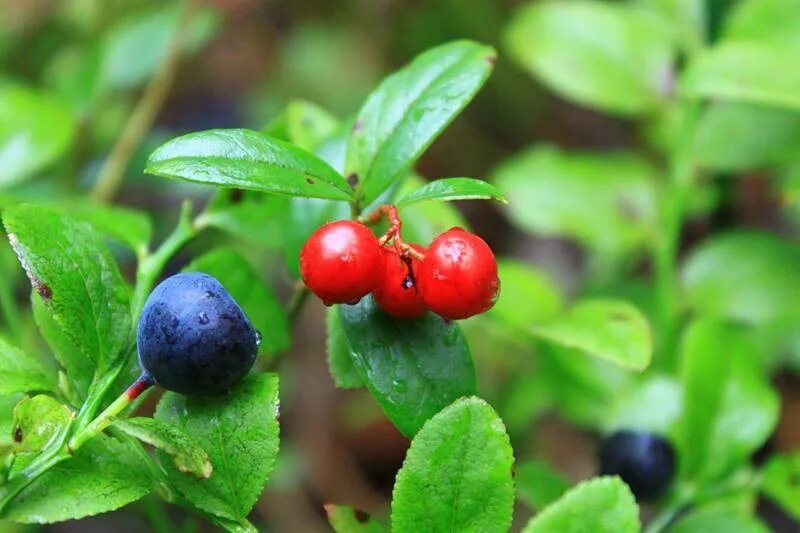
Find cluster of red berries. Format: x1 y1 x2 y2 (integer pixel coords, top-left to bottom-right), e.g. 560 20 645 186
299 205 500 320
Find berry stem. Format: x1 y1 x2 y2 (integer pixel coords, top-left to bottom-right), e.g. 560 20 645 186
360 204 425 260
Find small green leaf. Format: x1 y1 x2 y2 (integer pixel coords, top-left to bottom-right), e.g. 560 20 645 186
670 504 769 533
760 452 800 520
533 299 652 372
492 146 656 256
114 417 211 479
396 178 506 208
522 476 640 533
337 296 476 437
146 129 353 201
264 100 340 153
682 232 800 325
505 0 673 116
347 40 495 204
485 259 563 330
5 435 152 524
603 376 682 437
11 395 71 453
680 43 800 110
723 0 800 50
325 504 385 533
326 307 363 389
516 459 570 512
391 397 514 533
197 190 290 249
398 175 468 246
154 373 280 522
3 205 131 373
185 248 290 355
0 85 75 187
641 0 706 52
0 337 55 395
59 202 153 257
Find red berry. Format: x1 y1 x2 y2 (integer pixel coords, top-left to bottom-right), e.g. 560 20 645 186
418 227 500 320
373 244 427 319
300 220 384 305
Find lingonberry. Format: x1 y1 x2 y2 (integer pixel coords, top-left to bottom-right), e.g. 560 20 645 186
373 244 427 319
417 227 499 320
599 430 676 501
137 272 259 395
300 220 384 305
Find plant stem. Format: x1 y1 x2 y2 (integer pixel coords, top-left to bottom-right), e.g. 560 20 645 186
287 283 310 323
90 0 195 202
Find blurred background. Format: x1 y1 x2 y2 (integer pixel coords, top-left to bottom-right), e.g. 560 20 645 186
0 0 798 531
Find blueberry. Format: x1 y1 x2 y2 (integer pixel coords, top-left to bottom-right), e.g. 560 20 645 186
599 430 676 501
137 272 258 395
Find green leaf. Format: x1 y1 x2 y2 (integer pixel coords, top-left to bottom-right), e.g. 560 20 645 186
337 295 476 437
670 504 769 533
682 232 800 325
397 175 468 246
114 417 211 479
99 3 220 93
604 376 682 437
522 476 640 533
692 103 800 171
396 178 507 208
264 100 340 153
533 299 652 372
0 85 75 187
326 307 363 389
197 190 290 249
505 0 673 116
347 40 495 204
680 43 800 110
760 452 800 520
11 395 71 453
5 435 152 524
146 129 353 201
0 337 55 395
3 205 131 373
492 146 656 256
516 459 570 512
391 397 514 533
325 504 385 533
185 248 290 355
485 259 563 330
641 0 706 52
154 373 280 522
59 202 153 257
723 0 800 50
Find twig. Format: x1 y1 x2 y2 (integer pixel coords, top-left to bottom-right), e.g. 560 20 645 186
90 0 196 202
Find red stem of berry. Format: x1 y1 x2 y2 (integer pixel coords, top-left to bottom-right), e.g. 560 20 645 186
125 373 156 401
360 204 425 261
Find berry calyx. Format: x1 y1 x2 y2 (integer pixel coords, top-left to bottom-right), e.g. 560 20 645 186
373 244 427 319
137 272 259 395
418 227 499 320
598 430 676 501
300 220 384 305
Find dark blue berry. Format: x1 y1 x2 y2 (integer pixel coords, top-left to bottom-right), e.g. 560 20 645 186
599 430 676 501
137 272 258 395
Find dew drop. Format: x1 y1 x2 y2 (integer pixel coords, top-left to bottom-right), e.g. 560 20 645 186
197 312 210 325
255 330 262 346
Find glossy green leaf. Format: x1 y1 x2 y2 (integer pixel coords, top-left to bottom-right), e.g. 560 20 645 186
326 307 363 389
397 178 506 208
533 299 652 372
681 43 800 110
682 232 800 325
5 435 152 524
670 504 769 533
0 337 55 395
0 85 75 187
11 395 71 454
154 373 280 521
337 296 476 437
347 40 495 204
185 248 290 355
723 0 800 50
325 504 385 533
146 129 353 201
391 397 514 533
114 417 211 479
59 202 153 257
505 0 672 116
523 476 639 533
760 452 800 520
3 205 131 373
693 103 800 171
99 2 220 93
516 459 570 512
397 175 468 246
492 146 656 256
604 376 682 437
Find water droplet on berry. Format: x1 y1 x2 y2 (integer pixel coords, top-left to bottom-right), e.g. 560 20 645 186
255 330 262 346
197 312 210 325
